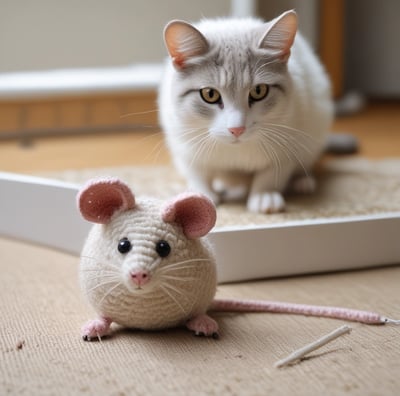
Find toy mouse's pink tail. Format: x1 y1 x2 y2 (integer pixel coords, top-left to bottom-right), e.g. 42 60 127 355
210 298 400 325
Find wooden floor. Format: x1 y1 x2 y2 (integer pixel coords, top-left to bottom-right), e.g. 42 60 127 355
0 100 399 174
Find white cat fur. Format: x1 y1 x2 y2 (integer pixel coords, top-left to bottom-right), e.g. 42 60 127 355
159 11 333 213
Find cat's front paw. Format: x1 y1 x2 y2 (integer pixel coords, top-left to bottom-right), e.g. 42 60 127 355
186 314 219 338
81 317 112 341
247 192 285 214
212 178 247 202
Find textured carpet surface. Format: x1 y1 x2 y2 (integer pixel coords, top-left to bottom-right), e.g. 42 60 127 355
40 157 400 228
1 237 399 396
1 157 399 395
0 240 400 396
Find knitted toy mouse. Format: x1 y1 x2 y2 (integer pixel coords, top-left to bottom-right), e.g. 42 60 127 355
77 178 398 341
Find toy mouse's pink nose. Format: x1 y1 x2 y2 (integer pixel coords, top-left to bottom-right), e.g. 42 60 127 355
228 126 245 138
130 270 151 287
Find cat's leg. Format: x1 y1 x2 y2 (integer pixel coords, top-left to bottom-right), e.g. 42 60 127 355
247 167 293 213
184 166 221 205
212 171 251 203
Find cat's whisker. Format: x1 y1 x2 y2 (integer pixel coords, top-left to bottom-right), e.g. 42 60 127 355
259 129 289 158
179 123 209 134
263 129 310 178
201 138 216 165
265 122 319 145
189 135 213 168
258 137 284 188
161 126 209 165
167 124 219 163
260 140 283 188
119 109 159 119
262 126 313 156
182 129 209 147
176 126 209 146
178 128 202 137
209 138 219 163
147 137 169 164
177 125 219 167
267 126 315 161
260 123 312 151
259 129 302 181
128 130 166 149
152 143 168 164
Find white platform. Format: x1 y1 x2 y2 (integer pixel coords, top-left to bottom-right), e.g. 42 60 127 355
1 172 399 283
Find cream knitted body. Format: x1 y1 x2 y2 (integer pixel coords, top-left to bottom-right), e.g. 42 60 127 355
80 198 217 331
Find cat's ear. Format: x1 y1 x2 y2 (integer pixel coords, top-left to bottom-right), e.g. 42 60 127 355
258 10 297 62
164 20 209 69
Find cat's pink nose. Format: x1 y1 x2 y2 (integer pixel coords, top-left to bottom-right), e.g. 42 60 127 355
130 270 151 287
228 126 245 137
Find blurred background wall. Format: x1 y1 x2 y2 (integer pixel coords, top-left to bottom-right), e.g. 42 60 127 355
0 0 230 72
1 0 399 97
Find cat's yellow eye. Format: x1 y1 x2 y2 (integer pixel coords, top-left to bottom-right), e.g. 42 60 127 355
249 84 269 102
200 88 221 104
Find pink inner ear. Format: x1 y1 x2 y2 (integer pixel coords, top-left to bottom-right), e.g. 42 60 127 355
77 178 135 224
162 193 216 239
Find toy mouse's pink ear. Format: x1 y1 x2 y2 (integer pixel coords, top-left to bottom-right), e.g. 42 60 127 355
77 178 135 224
162 193 216 239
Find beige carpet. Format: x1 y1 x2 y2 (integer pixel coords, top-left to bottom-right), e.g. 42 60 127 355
39 157 400 227
1 157 400 395
1 238 399 395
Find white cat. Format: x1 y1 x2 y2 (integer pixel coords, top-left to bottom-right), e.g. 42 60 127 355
158 10 334 213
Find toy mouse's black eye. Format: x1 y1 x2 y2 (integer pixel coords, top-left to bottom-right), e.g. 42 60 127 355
156 240 171 258
118 238 132 254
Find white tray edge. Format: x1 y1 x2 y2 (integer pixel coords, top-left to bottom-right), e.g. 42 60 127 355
1 172 399 283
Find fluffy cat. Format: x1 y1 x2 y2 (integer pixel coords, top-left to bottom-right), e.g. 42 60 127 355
158 10 333 213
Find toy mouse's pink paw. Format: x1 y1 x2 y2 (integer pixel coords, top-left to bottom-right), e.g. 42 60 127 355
81 317 112 341
186 314 219 339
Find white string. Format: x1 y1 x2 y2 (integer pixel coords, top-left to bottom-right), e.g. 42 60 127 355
274 325 352 368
